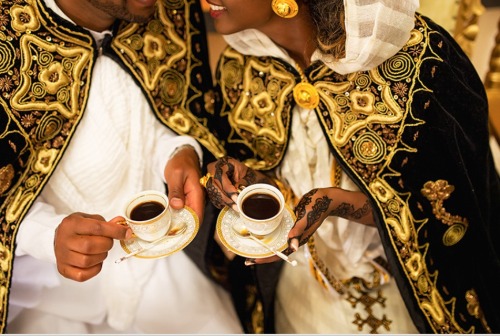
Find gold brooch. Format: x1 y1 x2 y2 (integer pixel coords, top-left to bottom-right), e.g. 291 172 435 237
293 62 319 110
293 82 319 109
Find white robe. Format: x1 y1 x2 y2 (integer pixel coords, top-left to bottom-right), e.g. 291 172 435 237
7 1 242 333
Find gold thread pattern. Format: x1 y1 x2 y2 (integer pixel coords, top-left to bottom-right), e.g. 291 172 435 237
420 179 469 246
465 289 492 333
1 5 95 330
219 50 295 170
111 1 225 158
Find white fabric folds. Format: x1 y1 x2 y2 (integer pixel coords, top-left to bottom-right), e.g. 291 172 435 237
316 0 419 74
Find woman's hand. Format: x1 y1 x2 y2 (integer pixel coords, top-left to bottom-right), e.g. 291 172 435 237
205 156 274 210
248 187 375 265
289 187 375 249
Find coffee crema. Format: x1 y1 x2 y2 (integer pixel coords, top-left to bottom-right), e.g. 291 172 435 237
130 201 165 221
241 193 280 220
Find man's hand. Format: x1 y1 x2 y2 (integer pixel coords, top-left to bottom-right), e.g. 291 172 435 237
164 145 204 223
54 213 131 282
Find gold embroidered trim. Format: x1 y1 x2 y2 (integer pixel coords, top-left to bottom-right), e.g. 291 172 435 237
0 0 96 332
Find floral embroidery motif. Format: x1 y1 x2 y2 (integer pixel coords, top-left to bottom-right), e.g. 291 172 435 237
420 179 469 246
10 4 40 32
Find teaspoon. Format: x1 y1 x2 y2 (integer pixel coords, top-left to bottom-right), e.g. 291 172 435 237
115 223 187 264
231 222 297 266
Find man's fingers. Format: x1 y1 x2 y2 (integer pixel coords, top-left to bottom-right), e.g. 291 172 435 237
57 263 103 282
59 249 109 269
71 218 130 240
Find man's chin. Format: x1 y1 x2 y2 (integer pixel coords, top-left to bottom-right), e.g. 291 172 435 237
122 10 155 23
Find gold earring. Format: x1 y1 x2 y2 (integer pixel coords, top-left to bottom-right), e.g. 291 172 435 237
272 0 298 19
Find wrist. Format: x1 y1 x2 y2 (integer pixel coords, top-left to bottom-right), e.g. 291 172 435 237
169 144 200 162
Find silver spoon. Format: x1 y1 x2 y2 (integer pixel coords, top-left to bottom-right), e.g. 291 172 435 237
231 222 297 266
115 223 187 264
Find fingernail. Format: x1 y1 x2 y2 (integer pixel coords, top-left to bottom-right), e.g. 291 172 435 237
170 197 183 208
125 229 134 240
290 239 299 252
244 259 255 266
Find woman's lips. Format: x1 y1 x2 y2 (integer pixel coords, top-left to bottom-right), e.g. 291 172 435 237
208 3 227 19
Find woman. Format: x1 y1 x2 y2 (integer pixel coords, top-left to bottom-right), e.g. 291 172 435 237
198 0 500 333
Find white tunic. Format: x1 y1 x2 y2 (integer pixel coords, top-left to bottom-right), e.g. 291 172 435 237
224 29 418 334
7 1 242 333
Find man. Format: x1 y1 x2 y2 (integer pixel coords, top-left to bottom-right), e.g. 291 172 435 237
0 0 240 333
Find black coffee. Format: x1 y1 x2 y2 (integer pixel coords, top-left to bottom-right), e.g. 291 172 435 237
242 193 280 220
130 201 165 221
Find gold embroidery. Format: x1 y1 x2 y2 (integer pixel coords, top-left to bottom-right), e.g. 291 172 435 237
10 4 41 32
113 18 186 91
353 131 386 164
421 179 469 246
465 289 492 333
0 165 15 194
350 291 392 333
219 49 295 169
111 2 225 158
11 34 92 118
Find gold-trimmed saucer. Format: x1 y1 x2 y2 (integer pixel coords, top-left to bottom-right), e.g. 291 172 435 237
216 206 295 258
120 206 199 259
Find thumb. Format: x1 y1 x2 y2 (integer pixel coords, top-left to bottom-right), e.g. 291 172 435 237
168 185 185 210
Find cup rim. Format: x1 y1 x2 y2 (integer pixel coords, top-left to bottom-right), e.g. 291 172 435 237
124 190 170 224
237 183 285 222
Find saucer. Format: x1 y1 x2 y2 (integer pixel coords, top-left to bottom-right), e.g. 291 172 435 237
216 206 295 258
120 206 199 259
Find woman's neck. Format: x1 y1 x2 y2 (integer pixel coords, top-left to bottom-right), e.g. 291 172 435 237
261 6 316 69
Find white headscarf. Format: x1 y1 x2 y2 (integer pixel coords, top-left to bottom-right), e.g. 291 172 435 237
316 0 420 74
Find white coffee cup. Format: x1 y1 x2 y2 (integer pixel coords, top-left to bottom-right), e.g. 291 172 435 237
124 190 172 242
236 183 285 236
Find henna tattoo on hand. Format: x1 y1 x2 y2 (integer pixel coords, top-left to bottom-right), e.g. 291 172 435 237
214 156 232 181
330 199 371 221
351 199 371 220
243 169 257 185
295 189 316 221
207 182 225 209
306 196 331 230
